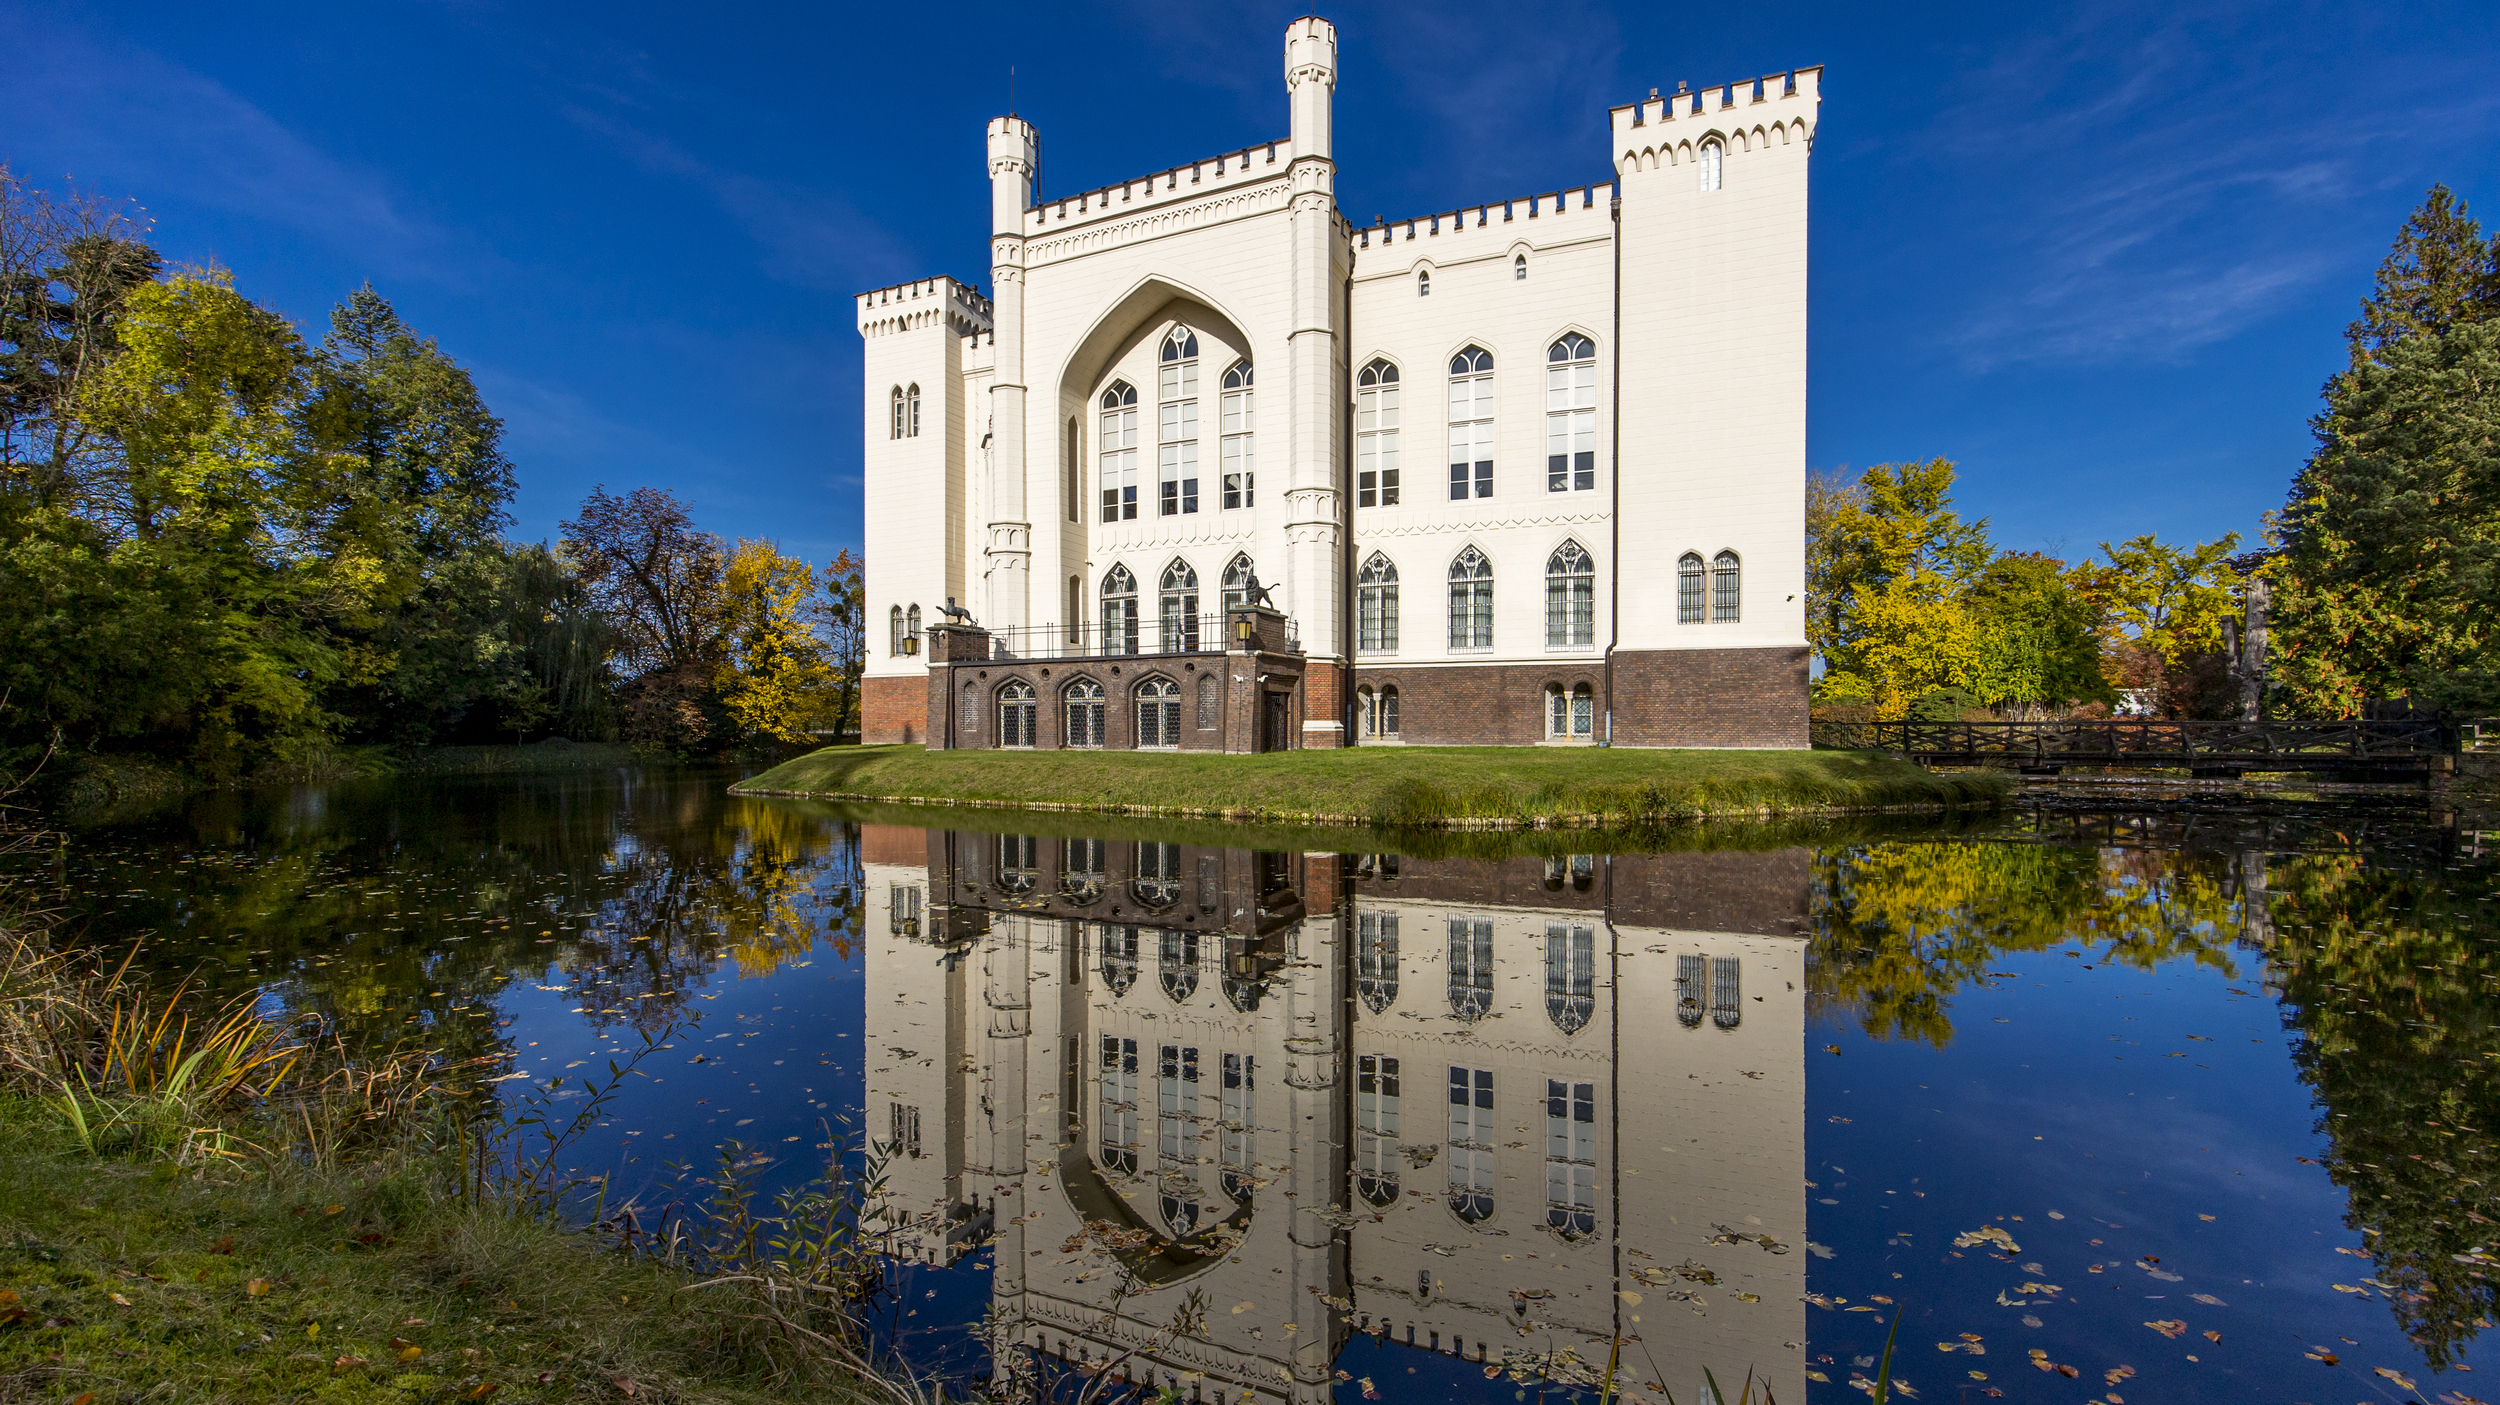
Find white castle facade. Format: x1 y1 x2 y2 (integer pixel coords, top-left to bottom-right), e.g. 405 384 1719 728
859 19 1817 751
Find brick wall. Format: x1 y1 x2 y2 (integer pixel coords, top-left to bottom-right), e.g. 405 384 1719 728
931 651 1303 752
863 675 927 746
1610 646 1808 749
1346 662 1608 747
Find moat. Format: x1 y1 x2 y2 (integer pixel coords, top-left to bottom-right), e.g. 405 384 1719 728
50 763 2497 1404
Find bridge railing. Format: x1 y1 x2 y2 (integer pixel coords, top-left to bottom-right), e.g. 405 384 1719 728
1849 717 2454 767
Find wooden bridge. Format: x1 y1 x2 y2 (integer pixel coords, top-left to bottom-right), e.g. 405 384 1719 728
1845 718 2460 779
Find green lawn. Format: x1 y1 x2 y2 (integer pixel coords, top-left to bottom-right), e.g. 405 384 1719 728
733 744 2005 829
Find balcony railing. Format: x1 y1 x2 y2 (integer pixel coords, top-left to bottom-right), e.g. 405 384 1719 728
980 613 1300 661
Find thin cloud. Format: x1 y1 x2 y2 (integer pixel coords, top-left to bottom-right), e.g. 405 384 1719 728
4 20 465 282
561 105 916 292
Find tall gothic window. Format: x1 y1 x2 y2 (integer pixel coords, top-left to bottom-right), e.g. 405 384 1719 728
1675 953 1705 1027
1220 1053 1256 1202
1099 383 1139 521
1156 1043 1200 1233
1357 552 1399 652
1356 360 1401 507
1159 928 1200 1003
1546 335 1597 493
1448 917 1494 1020
889 386 906 440
1446 1066 1495 1223
1221 361 1254 509
1195 672 1219 729
1158 329 1200 516
1099 925 1140 997
1134 843 1183 904
905 603 920 648
1678 552 1706 624
1097 1035 1139 1175
1448 546 1493 650
1544 923 1595 1033
1063 678 1105 749
1699 139 1724 192
998 680 1036 748
1545 1078 1596 1237
1545 540 1595 647
1221 553 1255 613
1355 1053 1401 1206
1158 559 1199 653
1447 346 1494 500
1418 269 1431 297
906 383 920 437
1713 551 1742 622
997 834 1039 893
1061 837 1106 901
1711 956 1742 1029
1514 253 1528 281
888 605 904 655
1100 564 1140 655
1357 912 1399 1012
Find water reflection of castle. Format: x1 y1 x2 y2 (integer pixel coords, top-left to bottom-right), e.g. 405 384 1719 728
862 827 1812 1405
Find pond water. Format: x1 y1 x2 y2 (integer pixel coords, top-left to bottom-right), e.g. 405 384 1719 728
44 764 2500 1405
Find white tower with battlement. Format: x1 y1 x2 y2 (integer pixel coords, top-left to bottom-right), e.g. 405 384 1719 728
858 20 1817 753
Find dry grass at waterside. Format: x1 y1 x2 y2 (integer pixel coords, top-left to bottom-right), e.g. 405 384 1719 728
734 744 2007 829
0 802 912 1405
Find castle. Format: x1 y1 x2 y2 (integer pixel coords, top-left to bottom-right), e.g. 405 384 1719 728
859 18 1818 751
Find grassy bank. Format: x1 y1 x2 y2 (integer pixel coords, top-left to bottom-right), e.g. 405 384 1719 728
733 744 2006 829
0 1098 847 1405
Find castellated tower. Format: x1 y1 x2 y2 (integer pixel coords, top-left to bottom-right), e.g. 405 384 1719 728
854 17 1814 751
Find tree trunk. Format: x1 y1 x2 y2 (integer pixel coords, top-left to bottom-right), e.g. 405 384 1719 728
2238 577 2271 721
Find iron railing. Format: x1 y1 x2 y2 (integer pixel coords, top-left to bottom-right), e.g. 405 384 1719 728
978 613 1299 661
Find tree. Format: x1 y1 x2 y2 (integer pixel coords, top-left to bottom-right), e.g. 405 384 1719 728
2272 187 2500 715
1804 468 1870 666
0 167 162 517
1967 552 2111 713
813 549 865 736
717 539 836 744
560 485 725 674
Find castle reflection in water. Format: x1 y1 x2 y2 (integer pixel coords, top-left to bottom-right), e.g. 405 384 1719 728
861 826 1813 1405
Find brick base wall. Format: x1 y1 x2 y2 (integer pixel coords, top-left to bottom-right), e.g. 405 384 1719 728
1302 660 1344 748
1346 660 1608 747
862 675 928 746
1610 646 1808 749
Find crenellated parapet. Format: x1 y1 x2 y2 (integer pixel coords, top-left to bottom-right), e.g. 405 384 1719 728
856 276 993 340
1609 66 1822 175
1023 139 1294 239
1354 183 1614 255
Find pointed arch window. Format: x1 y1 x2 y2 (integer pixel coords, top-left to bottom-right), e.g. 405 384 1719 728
1357 552 1400 652
1355 360 1401 507
1544 923 1595 1033
1159 928 1200 1003
1712 550 1742 622
1379 686 1400 737
1195 672 1219 729
1135 843 1182 905
1675 954 1705 1028
1220 1053 1256 1201
1099 926 1140 999
889 605 905 655
906 383 921 437
889 386 906 440
1418 269 1431 297
1099 383 1139 522
1677 552 1706 623
1158 559 1199 653
905 604 920 651
1448 546 1493 650
1097 1033 1139 1175
1448 917 1494 1020
1220 361 1254 509
1158 329 1200 516
1356 1053 1401 1207
1135 678 1182 748
1514 253 1528 281
998 680 1037 748
1546 335 1597 492
1220 554 1255 614
1699 139 1723 192
1447 1065 1495 1223
1156 1042 1200 1233
1447 346 1495 500
1357 911 1399 1013
1545 1078 1596 1237
1545 540 1595 647
998 834 1038 893
1063 678 1105 749
1100 564 1140 656
1062 837 1106 901
1711 956 1742 1029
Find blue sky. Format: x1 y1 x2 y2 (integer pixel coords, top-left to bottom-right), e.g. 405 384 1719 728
7 0 2497 566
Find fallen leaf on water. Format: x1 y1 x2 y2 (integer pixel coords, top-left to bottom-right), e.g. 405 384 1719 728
2055 1363 2078 1378
1824 1045 1841 1054
1359 1378 1379 1400
1955 1226 2021 1254
1231 1301 1255 1314
2189 1293 2226 1306
2197 1214 2215 1221
1805 1370 1830 1383
2202 1330 2221 1344
2304 1349 2339 1366
2377 1367 2419 1390
1736 1292 1761 1303
2105 1365 2136 1386
2144 1320 2188 1339
2330 1283 2368 1294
